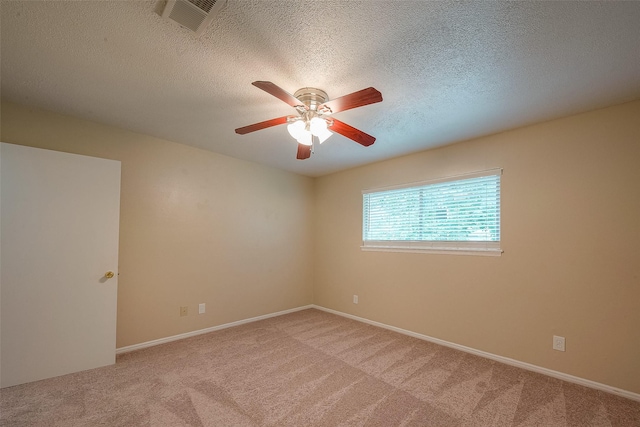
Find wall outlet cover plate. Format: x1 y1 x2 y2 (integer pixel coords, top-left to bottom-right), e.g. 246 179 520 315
553 335 566 352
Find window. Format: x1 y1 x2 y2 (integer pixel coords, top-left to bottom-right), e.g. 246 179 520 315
362 169 502 255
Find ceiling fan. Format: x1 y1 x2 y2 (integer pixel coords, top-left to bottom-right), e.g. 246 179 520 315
235 81 383 160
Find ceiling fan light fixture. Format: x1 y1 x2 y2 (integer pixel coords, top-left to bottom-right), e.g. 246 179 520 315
316 128 333 144
309 117 327 134
287 120 305 139
309 116 332 144
297 131 313 146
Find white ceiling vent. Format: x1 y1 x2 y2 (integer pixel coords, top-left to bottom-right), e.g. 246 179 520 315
161 0 226 36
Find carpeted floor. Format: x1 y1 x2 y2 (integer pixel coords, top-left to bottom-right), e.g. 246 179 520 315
1 308 639 426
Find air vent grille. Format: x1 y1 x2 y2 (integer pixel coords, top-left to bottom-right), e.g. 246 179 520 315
190 0 217 13
161 0 225 36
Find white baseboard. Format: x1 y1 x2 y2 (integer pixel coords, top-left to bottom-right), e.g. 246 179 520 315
312 305 640 403
115 303 639 402
115 305 314 355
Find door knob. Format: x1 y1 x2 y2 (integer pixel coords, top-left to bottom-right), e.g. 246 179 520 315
104 271 115 279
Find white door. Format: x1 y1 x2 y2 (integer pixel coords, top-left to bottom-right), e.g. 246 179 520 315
0 143 121 388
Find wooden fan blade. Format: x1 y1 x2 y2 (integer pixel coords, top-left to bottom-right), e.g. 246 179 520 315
252 81 305 109
296 143 312 160
235 116 289 135
329 119 376 147
319 87 382 114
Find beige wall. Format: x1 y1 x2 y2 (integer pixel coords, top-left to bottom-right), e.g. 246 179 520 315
314 100 640 394
2 99 639 394
1 101 314 348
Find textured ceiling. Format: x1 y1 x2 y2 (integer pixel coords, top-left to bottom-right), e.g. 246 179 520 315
2 1 640 177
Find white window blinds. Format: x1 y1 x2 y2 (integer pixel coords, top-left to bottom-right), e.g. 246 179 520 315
362 169 502 255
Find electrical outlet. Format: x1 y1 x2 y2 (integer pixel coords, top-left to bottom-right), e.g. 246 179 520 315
180 306 188 317
198 303 205 314
553 335 565 352
353 295 358 304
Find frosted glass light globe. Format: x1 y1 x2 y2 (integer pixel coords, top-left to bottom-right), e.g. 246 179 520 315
287 120 305 139
309 117 327 136
297 130 313 146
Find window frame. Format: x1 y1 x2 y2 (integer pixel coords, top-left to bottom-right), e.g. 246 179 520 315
361 168 503 256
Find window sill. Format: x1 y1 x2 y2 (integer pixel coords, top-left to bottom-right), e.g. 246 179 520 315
361 244 503 256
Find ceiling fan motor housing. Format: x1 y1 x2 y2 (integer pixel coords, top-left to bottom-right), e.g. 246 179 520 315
293 87 328 111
